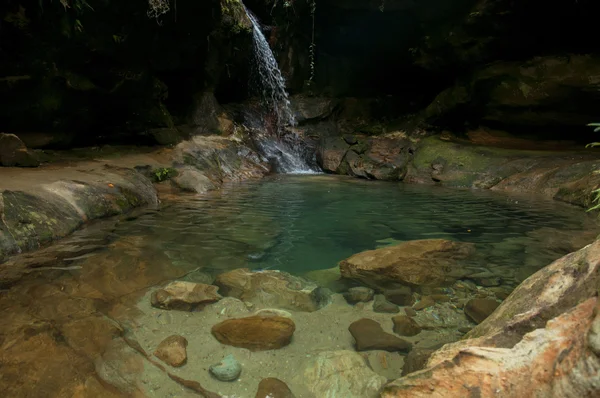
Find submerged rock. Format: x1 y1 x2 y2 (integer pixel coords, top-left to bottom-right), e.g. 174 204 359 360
401 348 436 376
298 350 386 398
209 354 242 382
154 335 188 368
339 239 476 290
255 378 295 398
464 298 500 324
392 315 422 337
343 286 375 304
384 287 415 306
348 318 412 353
373 294 400 313
151 281 222 311
412 296 435 311
211 315 295 351
215 268 332 312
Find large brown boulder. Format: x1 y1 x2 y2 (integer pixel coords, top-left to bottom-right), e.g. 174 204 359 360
214 268 331 312
211 315 295 351
339 239 476 289
0 133 39 167
381 297 600 398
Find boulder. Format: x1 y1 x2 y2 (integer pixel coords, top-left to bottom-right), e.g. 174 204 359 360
348 318 412 353
255 378 295 398
0 133 39 167
214 268 331 312
316 136 349 173
211 315 295 351
298 350 386 398
340 239 476 290
381 298 600 397
151 281 222 311
290 96 338 123
154 335 188 367
392 315 422 337
464 298 500 324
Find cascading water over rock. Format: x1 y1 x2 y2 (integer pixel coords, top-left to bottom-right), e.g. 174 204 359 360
243 4 319 174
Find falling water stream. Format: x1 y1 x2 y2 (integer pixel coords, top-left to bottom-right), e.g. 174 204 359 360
244 5 320 174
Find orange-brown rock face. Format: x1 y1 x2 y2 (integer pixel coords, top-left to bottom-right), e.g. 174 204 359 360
339 239 476 289
381 297 600 398
211 315 296 351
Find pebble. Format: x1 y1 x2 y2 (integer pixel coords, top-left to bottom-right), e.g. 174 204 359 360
209 354 242 381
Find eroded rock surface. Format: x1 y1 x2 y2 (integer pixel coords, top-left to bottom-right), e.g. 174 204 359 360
381 298 600 398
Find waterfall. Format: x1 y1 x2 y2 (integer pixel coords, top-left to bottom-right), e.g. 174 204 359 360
243 5 319 174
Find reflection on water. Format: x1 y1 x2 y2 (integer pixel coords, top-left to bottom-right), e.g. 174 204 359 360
109 175 598 281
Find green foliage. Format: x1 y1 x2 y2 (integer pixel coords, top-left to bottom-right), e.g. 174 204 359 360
152 167 178 182
586 123 600 148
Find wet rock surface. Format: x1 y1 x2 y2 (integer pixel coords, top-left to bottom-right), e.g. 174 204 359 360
211 315 296 351
348 318 412 352
373 294 400 313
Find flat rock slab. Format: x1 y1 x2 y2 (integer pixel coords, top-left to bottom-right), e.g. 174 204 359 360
348 318 412 352
340 239 476 289
215 268 331 312
151 281 222 311
154 335 188 367
211 315 295 351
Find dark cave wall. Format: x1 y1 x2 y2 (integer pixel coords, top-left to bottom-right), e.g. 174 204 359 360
0 0 253 146
2 0 600 147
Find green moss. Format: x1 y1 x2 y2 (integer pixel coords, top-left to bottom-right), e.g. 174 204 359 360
151 167 178 182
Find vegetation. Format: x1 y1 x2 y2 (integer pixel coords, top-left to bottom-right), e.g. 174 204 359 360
587 122 600 213
152 167 178 182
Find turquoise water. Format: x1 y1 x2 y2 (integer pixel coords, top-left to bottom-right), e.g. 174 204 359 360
113 175 598 284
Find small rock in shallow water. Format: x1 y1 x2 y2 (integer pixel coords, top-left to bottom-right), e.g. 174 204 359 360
384 287 414 306
343 287 375 304
154 335 188 367
401 348 435 376
255 377 295 398
151 281 221 311
392 315 422 336
211 315 295 351
373 294 400 313
404 307 417 317
464 298 500 324
349 318 412 352
413 296 435 311
209 354 242 382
